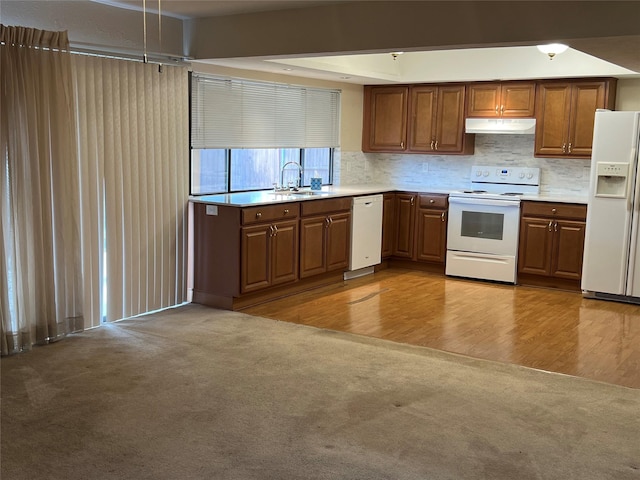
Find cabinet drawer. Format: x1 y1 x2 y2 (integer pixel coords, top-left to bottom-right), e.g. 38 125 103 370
521 201 586 221
301 197 352 216
418 194 448 209
242 203 299 225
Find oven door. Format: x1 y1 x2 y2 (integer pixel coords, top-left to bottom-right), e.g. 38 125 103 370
447 197 520 256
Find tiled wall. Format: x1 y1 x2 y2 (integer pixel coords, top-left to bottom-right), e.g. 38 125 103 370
336 135 591 198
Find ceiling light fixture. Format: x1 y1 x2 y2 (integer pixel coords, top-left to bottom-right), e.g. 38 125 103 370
536 43 568 60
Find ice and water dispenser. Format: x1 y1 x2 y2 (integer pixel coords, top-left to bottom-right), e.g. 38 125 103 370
594 162 629 198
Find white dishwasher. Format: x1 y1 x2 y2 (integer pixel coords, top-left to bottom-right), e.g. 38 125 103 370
346 194 383 279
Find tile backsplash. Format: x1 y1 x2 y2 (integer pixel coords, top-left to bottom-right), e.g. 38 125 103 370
336 135 591 197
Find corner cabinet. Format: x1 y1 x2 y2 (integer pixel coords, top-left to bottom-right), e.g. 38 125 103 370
466 81 536 118
534 78 617 158
518 201 587 291
386 192 448 269
363 84 474 155
299 197 352 279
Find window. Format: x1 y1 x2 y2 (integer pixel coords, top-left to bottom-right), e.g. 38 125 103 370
191 148 333 194
190 73 340 195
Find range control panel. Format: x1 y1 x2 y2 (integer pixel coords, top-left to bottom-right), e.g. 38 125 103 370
471 165 540 187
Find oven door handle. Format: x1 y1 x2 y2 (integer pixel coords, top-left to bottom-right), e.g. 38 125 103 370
448 197 520 208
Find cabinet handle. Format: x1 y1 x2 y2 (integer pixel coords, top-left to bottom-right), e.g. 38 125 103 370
568 143 572 153
410 196 415 206
256 212 262 219
548 220 553 232
400 141 404 149
562 143 566 153
441 212 445 222
495 105 499 115
324 217 330 228
430 140 435 150
273 224 278 236
269 225 275 236
429 199 435 204
500 105 505 115
551 208 557 214
554 221 558 232
283 209 289 215
434 140 438 150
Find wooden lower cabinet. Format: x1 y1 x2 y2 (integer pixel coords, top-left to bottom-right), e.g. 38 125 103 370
518 201 587 289
299 198 351 279
392 193 416 258
387 192 448 267
381 193 395 258
416 207 447 263
241 219 298 293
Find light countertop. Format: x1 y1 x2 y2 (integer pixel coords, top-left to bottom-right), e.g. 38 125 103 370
190 185 588 207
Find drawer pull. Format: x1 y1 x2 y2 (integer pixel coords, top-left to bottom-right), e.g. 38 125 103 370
429 199 435 204
283 209 289 215
256 212 262 219
441 212 445 222
551 208 557 213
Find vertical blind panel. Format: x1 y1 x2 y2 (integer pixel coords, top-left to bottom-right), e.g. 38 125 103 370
74 54 189 326
191 74 340 149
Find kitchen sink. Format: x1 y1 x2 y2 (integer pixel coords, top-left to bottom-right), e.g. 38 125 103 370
270 190 321 197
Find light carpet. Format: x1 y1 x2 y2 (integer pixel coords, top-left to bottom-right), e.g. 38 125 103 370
2 304 639 480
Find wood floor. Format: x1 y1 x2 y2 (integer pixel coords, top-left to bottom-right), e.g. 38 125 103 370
244 268 640 389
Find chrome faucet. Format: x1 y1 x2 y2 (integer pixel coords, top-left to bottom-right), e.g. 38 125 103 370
279 161 303 190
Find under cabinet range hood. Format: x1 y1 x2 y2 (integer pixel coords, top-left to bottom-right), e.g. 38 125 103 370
465 118 536 134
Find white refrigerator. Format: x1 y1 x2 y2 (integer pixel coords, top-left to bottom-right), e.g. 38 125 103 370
582 110 640 301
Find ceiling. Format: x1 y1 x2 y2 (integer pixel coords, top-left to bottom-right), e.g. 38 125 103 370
95 0 640 84
95 0 351 19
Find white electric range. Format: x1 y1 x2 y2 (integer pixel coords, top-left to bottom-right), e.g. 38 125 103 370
446 165 540 284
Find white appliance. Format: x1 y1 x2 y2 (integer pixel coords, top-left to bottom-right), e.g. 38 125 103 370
582 110 640 303
346 194 383 279
446 165 541 283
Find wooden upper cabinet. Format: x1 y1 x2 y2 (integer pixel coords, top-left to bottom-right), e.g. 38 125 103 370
467 81 536 118
408 86 437 151
534 78 617 158
362 86 408 151
363 84 473 155
434 85 468 153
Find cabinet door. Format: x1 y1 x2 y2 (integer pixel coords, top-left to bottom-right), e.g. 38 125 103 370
326 212 351 272
271 220 299 286
416 208 447 264
299 216 327 278
501 81 536 117
466 83 501 118
381 193 395 258
518 217 553 276
393 194 416 258
363 86 408 152
241 224 271 293
408 86 437 151
434 85 466 152
567 82 607 157
534 82 572 157
551 220 586 280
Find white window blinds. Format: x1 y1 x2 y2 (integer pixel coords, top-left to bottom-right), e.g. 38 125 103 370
191 73 340 149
